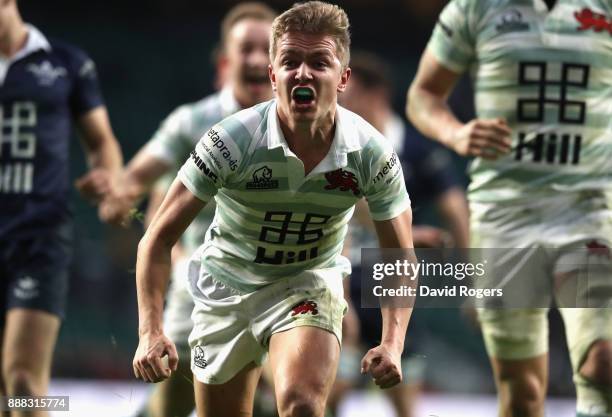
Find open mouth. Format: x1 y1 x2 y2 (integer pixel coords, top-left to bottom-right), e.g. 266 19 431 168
292 87 315 105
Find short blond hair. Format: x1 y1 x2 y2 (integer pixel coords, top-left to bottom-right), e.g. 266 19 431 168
270 1 351 68
220 2 277 51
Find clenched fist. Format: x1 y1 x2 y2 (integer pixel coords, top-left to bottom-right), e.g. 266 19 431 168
361 344 402 389
133 332 179 383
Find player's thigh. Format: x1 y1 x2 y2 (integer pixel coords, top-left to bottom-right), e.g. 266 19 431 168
479 308 549 413
478 308 550 361
2 308 60 382
2 229 69 383
269 326 340 413
554 239 612 373
194 361 262 417
559 307 612 374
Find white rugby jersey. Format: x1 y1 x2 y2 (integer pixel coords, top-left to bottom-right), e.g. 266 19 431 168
428 0 612 202
144 87 239 252
179 100 411 291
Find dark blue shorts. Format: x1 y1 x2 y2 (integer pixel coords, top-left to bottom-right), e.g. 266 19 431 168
0 222 72 321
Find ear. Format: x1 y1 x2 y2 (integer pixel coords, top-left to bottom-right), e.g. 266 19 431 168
337 67 351 93
268 64 277 92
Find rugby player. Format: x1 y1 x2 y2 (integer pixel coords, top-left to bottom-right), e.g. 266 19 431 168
0 0 122 414
408 1 612 416
133 2 414 417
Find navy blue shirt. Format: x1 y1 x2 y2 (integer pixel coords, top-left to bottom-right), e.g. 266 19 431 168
0 28 104 239
400 123 462 224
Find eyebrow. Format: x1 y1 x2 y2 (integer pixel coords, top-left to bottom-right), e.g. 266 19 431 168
279 48 335 58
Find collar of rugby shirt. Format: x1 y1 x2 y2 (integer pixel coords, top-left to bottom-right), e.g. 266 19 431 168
266 100 362 176
0 24 51 85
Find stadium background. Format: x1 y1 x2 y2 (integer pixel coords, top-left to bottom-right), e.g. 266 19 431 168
19 0 575 412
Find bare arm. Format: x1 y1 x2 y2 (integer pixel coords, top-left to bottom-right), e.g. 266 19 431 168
123 150 173 206
74 106 123 205
436 186 470 248
100 147 172 226
374 208 414 354
360 208 414 389
407 50 511 159
145 180 186 262
133 178 206 383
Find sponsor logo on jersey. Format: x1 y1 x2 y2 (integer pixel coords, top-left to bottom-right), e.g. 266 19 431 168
14 276 39 300
291 301 319 316
190 150 218 183
26 61 67 86
495 9 529 33
193 346 208 369
372 152 399 185
574 8 612 35
246 165 279 190
207 128 238 171
324 169 360 196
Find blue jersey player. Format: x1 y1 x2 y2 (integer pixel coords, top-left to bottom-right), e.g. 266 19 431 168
0 0 122 409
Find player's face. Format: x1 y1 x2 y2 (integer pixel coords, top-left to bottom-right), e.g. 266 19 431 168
225 18 273 108
270 32 350 126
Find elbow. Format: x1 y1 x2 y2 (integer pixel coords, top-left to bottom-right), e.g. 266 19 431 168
138 227 175 260
137 233 153 260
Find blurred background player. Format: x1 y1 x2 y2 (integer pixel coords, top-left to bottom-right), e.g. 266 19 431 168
408 0 612 416
0 0 122 414
98 3 277 417
329 50 469 417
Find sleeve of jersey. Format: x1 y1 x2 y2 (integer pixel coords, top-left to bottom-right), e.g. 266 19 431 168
426 0 477 74
68 48 105 116
144 106 192 165
363 140 412 222
178 125 239 202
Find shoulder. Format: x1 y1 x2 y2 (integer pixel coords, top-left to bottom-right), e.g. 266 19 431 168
196 100 273 174
163 93 221 128
440 0 504 24
190 92 225 118
47 39 95 71
339 107 394 161
214 100 272 149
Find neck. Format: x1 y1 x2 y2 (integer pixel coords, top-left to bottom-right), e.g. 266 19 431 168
543 0 557 11
278 108 336 155
0 13 27 58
